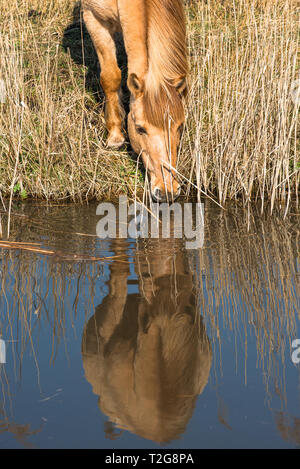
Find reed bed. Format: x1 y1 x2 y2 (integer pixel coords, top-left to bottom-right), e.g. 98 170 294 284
0 0 299 209
184 0 299 211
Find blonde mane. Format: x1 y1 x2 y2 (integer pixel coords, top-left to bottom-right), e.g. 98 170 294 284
143 0 188 127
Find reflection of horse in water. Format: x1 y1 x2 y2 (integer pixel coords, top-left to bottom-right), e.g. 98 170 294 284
275 412 300 447
81 240 211 444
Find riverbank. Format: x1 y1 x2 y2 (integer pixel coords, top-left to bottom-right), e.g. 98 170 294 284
0 0 299 209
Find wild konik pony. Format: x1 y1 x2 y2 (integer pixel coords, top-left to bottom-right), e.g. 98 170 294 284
82 0 188 201
81 238 211 443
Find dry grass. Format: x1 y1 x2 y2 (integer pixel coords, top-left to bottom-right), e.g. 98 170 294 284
0 0 299 209
184 0 299 211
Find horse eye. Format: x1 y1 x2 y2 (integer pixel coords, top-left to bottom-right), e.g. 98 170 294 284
136 126 147 135
178 124 184 135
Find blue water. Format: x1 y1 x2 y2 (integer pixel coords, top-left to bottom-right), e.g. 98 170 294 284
0 201 299 449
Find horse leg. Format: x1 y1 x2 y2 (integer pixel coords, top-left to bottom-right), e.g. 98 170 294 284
83 9 125 148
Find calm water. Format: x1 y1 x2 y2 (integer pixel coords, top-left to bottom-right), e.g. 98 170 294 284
0 201 299 449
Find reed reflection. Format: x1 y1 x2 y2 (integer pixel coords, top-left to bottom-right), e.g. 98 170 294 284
0 202 298 447
81 239 212 444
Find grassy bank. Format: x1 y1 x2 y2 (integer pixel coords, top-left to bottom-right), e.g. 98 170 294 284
0 0 299 209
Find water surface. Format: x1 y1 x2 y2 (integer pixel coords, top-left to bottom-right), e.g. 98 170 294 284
0 201 299 449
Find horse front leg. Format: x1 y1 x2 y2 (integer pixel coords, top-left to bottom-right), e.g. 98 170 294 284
83 9 125 148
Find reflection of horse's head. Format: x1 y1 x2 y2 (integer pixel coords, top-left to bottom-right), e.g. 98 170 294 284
81 241 212 444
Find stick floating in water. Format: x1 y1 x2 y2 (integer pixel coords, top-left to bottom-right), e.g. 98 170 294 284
0 241 128 263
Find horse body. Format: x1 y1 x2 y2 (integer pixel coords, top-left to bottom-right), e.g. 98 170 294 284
82 0 188 201
82 238 211 443
82 1 120 31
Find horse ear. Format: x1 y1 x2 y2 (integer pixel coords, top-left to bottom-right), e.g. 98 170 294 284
128 73 144 98
175 76 188 97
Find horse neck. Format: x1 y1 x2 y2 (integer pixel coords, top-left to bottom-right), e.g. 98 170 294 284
145 0 187 93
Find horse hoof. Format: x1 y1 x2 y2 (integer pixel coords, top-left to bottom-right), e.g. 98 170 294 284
107 131 125 149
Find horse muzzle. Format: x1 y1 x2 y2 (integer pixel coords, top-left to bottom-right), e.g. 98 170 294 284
151 185 181 203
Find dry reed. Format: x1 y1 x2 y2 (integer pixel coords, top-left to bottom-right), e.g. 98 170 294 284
0 0 299 210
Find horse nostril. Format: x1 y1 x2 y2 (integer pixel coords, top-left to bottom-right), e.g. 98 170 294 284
167 187 181 201
151 186 181 202
152 187 163 202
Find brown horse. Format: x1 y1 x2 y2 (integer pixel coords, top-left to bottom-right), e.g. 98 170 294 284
82 0 188 201
81 238 211 443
